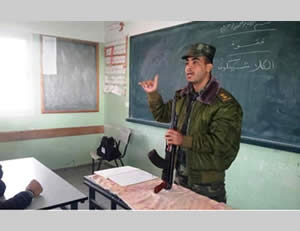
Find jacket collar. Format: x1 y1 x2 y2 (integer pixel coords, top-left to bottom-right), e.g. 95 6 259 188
179 77 221 104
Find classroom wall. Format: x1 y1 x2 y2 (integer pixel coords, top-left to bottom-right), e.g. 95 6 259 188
0 22 105 169
1 21 300 209
104 21 300 209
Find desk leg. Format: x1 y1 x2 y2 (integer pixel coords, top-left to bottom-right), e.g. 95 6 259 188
71 202 78 210
111 201 116 210
92 159 95 174
89 187 96 210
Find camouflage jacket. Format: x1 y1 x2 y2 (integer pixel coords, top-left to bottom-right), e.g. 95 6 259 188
147 77 243 185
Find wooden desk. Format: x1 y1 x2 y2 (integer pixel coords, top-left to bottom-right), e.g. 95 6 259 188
0 157 87 209
84 168 231 210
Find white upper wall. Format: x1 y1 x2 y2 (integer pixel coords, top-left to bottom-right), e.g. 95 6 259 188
0 21 105 42
125 21 189 36
0 21 189 43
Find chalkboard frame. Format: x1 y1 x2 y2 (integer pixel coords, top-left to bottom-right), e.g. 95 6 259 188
127 21 300 154
40 35 99 113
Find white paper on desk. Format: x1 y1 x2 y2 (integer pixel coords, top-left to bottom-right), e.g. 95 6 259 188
94 166 136 179
95 166 157 186
109 168 157 186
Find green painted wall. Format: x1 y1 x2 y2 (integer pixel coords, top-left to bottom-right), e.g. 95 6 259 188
0 34 105 169
226 144 300 209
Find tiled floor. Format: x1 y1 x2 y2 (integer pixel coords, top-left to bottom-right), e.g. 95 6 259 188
53 162 114 210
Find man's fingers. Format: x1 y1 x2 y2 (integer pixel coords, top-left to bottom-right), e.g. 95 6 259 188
166 129 179 136
165 137 173 143
139 80 154 89
154 74 159 83
146 81 153 88
153 75 159 88
165 128 183 146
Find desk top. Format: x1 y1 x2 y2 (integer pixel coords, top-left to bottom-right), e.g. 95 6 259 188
0 157 87 209
84 171 231 210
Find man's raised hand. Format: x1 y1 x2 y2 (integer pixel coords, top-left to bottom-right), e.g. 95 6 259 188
138 74 159 93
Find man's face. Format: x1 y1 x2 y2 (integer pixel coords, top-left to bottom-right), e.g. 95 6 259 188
184 56 212 86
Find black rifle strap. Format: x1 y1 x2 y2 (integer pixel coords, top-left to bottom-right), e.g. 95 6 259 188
176 88 198 171
180 92 197 135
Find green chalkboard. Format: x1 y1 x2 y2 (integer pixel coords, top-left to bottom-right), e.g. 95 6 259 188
127 21 300 153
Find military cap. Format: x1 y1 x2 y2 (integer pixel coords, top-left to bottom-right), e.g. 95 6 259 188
181 42 216 63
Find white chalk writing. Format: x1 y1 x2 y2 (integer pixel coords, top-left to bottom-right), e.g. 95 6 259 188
232 38 265 50
217 58 275 72
218 22 276 39
249 59 275 72
228 50 271 57
216 22 278 74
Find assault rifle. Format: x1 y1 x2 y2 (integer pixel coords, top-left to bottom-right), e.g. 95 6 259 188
148 95 178 193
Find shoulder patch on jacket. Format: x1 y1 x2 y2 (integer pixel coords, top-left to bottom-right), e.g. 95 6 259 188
217 89 232 102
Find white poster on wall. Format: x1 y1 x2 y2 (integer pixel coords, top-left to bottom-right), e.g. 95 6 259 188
42 36 57 75
104 22 128 96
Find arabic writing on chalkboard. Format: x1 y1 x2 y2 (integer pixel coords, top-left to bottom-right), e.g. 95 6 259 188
128 21 300 153
216 22 276 73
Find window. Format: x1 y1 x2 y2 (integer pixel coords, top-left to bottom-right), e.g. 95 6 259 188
0 34 33 115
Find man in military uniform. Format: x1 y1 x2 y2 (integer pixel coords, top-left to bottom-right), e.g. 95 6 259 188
139 42 243 203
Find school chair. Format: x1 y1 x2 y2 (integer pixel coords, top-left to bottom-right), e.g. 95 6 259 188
90 125 132 174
